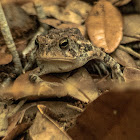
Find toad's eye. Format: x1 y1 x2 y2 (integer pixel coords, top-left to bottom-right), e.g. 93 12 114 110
59 38 68 49
35 38 39 46
35 38 39 49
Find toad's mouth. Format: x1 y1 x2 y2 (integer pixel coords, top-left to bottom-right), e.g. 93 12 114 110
37 57 76 62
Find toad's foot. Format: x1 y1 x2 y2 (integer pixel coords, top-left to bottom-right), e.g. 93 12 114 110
29 73 63 88
89 47 124 82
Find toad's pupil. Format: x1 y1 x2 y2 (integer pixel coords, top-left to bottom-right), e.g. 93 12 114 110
59 38 68 49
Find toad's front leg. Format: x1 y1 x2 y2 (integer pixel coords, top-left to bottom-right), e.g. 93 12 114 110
88 47 124 82
29 67 63 87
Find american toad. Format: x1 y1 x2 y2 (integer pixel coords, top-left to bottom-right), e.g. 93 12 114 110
29 28 123 86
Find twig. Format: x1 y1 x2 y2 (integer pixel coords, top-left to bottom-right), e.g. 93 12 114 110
0 2 22 74
22 27 44 72
67 104 84 112
34 0 50 31
8 99 27 117
119 45 140 59
1 77 12 88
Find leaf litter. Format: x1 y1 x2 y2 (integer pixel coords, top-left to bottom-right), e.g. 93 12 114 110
0 0 140 139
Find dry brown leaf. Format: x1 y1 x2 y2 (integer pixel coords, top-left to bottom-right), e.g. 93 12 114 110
107 0 131 6
57 23 86 36
62 68 99 103
111 48 137 68
121 14 140 44
3 122 31 140
29 111 71 140
40 18 61 28
67 88 140 140
36 101 80 124
86 0 123 53
0 53 12 65
123 67 140 82
41 19 86 36
5 70 66 99
3 68 97 103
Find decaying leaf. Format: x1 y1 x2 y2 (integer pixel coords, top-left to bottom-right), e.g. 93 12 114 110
86 0 123 53
111 48 137 68
107 0 131 6
123 67 140 82
29 111 71 140
3 68 98 103
41 19 86 36
62 68 99 103
57 24 86 36
3 123 31 140
40 18 62 28
0 53 12 65
67 88 140 140
121 14 140 44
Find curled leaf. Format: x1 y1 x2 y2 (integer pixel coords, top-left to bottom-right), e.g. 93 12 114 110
121 14 140 44
86 0 123 53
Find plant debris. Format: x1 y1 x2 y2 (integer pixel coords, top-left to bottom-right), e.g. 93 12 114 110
0 0 140 139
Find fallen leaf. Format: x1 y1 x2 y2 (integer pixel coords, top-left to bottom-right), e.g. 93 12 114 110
86 0 123 53
123 67 140 82
111 48 137 68
40 18 62 28
57 23 86 36
21 2 36 15
107 0 131 6
0 53 12 65
3 68 98 103
29 111 71 140
121 14 140 44
62 68 99 103
67 88 140 140
41 19 86 36
41 0 91 24
3 122 31 140
36 101 81 124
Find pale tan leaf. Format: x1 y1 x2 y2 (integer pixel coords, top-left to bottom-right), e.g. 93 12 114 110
123 67 140 82
62 68 99 103
111 48 137 68
29 112 71 140
86 0 123 53
121 14 140 44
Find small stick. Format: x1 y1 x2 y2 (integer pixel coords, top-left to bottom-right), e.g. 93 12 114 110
22 27 44 58
8 99 27 117
34 0 50 31
22 27 44 72
0 2 22 74
67 104 84 113
119 45 140 59
1 77 12 88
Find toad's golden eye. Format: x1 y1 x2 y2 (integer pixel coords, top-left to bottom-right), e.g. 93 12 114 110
59 38 68 49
